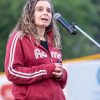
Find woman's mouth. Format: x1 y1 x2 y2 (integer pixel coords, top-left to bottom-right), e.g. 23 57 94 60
41 18 48 21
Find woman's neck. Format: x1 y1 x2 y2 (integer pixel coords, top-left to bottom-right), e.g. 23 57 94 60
36 27 46 41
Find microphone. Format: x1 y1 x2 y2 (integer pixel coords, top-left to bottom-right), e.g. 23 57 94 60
54 13 77 35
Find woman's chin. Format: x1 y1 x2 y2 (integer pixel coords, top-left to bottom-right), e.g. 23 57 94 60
38 24 49 28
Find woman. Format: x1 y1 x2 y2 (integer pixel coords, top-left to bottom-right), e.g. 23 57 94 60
4 0 67 100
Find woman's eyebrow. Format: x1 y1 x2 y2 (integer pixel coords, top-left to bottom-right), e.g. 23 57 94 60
36 6 51 9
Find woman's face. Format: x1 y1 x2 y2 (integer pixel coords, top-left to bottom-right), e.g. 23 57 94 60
34 0 52 28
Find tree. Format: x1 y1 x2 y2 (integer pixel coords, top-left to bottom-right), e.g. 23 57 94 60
52 0 100 59
0 0 100 72
0 0 25 72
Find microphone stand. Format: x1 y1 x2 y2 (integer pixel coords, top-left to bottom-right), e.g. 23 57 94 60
72 24 100 48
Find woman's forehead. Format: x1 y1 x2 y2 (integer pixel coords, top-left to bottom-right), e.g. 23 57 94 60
35 1 51 8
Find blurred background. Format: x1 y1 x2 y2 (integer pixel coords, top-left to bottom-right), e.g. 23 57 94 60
0 0 100 100
0 0 100 72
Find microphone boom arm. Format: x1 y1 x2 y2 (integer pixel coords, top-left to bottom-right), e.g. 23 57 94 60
54 13 100 48
74 24 100 48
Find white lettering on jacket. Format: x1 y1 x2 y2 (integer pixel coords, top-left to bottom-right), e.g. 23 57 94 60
51 51 61 59
34 49 47 59
34 49 61 59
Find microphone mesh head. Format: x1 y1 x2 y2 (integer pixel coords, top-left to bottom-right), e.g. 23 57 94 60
54 13 61 20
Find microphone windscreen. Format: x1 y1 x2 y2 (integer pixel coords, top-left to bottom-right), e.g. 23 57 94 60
54 13 61 20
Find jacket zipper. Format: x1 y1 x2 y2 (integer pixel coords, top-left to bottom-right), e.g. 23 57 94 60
49 56 55 100
30 37 56 99
36 43 56 100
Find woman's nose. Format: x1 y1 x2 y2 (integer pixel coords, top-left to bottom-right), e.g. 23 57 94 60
43 10 48 15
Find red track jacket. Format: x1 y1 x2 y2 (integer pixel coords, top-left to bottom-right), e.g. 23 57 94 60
4 31 67 100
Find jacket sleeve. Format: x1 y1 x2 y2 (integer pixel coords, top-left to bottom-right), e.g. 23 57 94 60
4 34 55 85
58 68 67 89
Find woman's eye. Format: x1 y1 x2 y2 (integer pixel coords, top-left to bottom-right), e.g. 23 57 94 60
47 8 51 13
37 7 43 12
36 7 52 13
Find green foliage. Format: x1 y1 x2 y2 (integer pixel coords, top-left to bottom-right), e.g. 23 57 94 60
0 0 25 72
0 0 100 72
52 0 100 59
